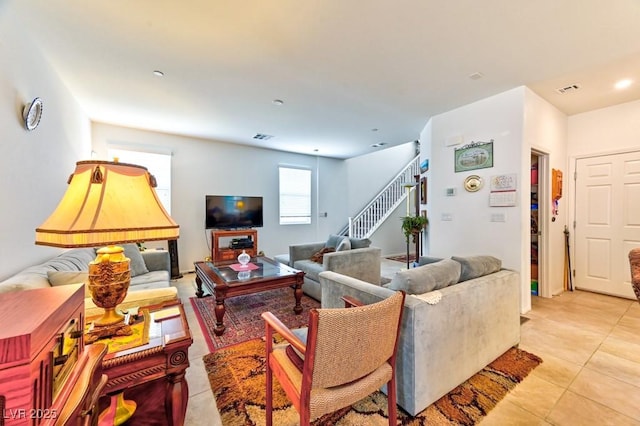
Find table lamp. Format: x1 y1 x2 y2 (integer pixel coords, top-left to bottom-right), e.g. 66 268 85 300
35 160 179 340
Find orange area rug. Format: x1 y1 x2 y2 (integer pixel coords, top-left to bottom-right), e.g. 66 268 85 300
204 339 542 425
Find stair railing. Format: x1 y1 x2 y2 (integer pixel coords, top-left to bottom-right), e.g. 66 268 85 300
345 154 421 239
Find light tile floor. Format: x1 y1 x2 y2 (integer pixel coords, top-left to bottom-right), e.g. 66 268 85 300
174 271 640 425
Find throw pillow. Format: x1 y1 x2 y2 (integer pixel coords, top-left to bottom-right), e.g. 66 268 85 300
47 270 91 297
325 234 344 249
349 237 372 249
122 243 149 277
335 237 351 252
451 255 502 282
310 247 335 263
384 259 461 294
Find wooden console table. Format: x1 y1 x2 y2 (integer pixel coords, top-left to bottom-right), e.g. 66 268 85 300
211 228 258 262
94 300 193 426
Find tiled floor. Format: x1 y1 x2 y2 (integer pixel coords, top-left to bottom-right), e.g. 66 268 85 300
174 271 640 425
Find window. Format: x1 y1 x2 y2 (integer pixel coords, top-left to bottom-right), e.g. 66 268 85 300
279 166 311 225
107 147 172 214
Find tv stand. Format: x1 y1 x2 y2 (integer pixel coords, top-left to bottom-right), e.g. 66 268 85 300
212 229 258 262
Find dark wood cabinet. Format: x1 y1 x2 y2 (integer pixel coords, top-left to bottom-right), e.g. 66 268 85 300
211 229 258 262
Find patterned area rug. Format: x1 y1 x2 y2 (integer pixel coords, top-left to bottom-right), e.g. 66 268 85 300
204 339 542 425
386 253 418 263
190 287 320 352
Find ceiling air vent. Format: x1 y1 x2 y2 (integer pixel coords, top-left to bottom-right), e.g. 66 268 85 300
253 133 274 140
555 84 581 94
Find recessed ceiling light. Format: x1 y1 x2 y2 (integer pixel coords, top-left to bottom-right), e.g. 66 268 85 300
253 133 274 140
153 70 164 77
370 142 387 148
272 99 284 106
469 72 484 80
614 79 633 90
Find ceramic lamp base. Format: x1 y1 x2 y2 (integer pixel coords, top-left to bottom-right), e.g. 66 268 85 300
87 245 132 342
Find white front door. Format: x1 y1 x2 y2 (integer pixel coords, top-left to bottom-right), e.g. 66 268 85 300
574 150 640 299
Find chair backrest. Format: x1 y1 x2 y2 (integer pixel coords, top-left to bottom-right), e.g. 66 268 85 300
305 291 405 389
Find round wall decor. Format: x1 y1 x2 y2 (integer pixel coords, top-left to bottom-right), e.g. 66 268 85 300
464 175 483 192
23 97 43 131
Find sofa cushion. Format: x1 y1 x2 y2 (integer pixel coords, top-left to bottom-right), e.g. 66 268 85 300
451 255 502 282
349 237 372 249
130 270 170 287
47 271 90 297
123 244 149 277
384 259 461 294
293 260 324 283
52 248 96 271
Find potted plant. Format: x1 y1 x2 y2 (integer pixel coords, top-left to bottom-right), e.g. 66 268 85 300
401 215 428 244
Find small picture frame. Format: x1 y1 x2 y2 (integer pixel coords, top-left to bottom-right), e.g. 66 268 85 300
420 159 429 173
420 177 427 204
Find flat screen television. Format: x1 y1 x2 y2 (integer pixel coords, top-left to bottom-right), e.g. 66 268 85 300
205 195 263 229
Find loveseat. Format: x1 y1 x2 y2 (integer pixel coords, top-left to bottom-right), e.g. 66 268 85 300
319 255 521 416
0 244 178 316
282 235 381 300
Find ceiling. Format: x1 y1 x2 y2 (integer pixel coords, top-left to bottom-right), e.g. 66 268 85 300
7 1 640 159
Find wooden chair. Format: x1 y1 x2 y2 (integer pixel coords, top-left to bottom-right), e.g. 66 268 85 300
261 291 405 425
629 248 640 303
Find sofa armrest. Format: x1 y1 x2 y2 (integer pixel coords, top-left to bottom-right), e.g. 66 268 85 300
141 250 171 274
320 270 393 308
289 242 325 265
323 247 382 284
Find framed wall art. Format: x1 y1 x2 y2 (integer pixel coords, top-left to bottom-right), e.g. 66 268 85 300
420 176 427 204
454 140 494 173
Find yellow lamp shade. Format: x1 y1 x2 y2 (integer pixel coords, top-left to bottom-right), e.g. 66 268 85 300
36 160 179 247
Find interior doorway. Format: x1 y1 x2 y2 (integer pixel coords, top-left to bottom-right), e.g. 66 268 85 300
531 150 550 298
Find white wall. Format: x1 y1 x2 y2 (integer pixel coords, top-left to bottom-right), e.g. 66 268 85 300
0 9 91 280
421 88 529 311
568 99 640 157
523 88 568 298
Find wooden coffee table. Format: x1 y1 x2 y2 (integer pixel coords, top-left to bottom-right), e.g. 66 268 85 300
194 257 305 336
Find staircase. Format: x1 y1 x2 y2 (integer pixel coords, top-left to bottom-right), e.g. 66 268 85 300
342 155 421 239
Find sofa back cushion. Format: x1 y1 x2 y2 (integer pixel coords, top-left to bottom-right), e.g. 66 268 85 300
451 255 501 282
418 256 443 266
47 271 91 297
123 244 149 277
349 237 372 249
384 259 461 294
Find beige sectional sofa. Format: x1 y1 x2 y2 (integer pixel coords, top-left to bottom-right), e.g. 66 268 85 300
319 256 521 416
0 245 178 316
